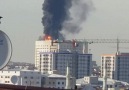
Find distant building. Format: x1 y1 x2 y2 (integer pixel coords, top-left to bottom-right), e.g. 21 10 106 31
83 76 98 85
76 76 128 90
0 70 41 87
35 39 88 69
3 61 35 70
39 52 92 79
35 39 90 79
101 53 129 83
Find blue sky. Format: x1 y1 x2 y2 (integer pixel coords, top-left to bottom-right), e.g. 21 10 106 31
0 0 129 65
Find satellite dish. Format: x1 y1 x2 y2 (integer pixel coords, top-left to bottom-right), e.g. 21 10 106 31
11 75 19 84
0 30 12 70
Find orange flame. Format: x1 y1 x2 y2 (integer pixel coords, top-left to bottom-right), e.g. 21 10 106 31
44 35 52 40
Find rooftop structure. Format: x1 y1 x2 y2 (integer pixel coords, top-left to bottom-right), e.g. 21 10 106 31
0 70 41 87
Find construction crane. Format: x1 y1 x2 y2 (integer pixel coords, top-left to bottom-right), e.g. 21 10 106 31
77 38 129 43
77 38 129 54
51 38 129 54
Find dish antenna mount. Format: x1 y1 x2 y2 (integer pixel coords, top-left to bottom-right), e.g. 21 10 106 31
0 16 13 70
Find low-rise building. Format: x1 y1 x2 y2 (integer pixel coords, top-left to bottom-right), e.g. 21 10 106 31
76 76 129 90
0 70 41 87
41 70 76 89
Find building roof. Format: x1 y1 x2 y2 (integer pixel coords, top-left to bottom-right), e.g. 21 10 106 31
48 74 66 78
101 54 115 57
98 78 129 86
76 77 129 86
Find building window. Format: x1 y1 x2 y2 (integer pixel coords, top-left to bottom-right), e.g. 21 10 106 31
58 82 60 85
24 76 27 79
30 77 33 79
62 82 64 85
49 82 51 84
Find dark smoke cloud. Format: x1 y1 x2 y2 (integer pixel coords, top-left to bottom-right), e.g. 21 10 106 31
42 0 72 40
62 0 93 34
42 0 93 40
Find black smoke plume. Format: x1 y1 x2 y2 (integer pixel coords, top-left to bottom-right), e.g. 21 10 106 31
42 0 72 40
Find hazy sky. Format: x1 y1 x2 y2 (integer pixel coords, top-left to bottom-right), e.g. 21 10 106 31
1 0 129 65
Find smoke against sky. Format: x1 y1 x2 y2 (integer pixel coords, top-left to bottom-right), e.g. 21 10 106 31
62 0 93 34
42 0 72 40
42 0 93 40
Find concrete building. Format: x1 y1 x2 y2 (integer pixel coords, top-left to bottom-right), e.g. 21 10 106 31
0 70 41 87
35 39 88 69
101 53 129 83
83 76 98 85
101 54 116 79
39 51 92 78
41 70 76 89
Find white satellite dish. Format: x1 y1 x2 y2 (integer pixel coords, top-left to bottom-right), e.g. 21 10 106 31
11 75 19 84
0 30 12 70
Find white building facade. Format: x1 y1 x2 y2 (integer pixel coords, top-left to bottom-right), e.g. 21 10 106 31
101 53 129 83
0 70 41 87
101 54 116 79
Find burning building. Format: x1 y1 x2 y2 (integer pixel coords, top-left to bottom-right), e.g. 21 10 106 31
42 0 92 40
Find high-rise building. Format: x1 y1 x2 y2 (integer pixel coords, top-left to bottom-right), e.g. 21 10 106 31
39 52 92 79
101 53 129 83
35 39 90 78
35 39 88 69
